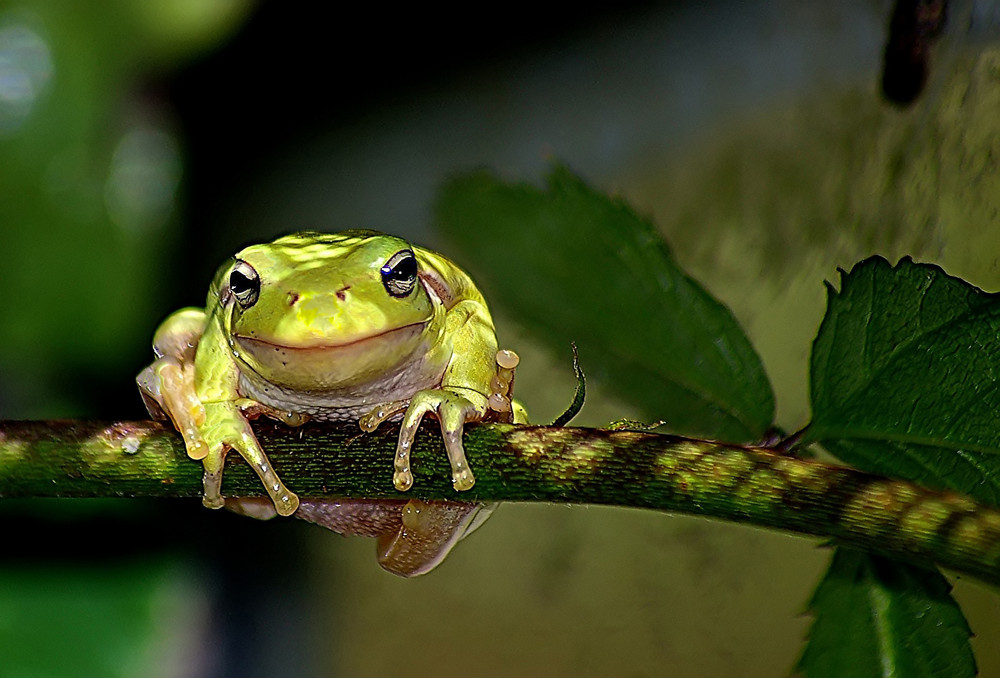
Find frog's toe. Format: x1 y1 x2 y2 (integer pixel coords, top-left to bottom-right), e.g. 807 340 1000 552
360 399 410 433
202 494 226 510
452 467 475 491
393 469 414 492
273 490 300 517
440 405 477 492
183 435 210 461
394 398 434 491
257 456 300 515
393 434 415 491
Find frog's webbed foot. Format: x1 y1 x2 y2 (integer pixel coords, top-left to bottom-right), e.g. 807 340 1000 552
395 389 480 492
293 498 494 577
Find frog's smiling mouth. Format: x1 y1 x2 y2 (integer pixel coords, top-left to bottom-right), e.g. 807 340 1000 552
233 321 427 353
231 320 430 389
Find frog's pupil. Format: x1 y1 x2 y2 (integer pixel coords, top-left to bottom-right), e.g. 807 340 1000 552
231 271 253 293
389 257 416 281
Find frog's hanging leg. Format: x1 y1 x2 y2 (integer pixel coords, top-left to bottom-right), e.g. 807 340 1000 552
227 497 493 577
373 499 494 576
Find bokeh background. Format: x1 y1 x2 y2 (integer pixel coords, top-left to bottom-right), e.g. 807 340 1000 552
3 1 1000 676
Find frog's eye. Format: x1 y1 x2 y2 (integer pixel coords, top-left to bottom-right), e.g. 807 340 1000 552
229 260 260 308
380 249 418 298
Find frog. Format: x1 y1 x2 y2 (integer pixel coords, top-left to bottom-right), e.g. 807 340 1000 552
137 230 525 576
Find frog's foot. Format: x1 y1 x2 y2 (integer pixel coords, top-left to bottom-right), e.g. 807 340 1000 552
200 404 300 516
136 308 211 458
396 389 480 492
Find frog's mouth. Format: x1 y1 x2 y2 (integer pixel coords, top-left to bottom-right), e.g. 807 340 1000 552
233 322 428 389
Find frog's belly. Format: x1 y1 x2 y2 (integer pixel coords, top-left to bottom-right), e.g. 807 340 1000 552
237 359 443 422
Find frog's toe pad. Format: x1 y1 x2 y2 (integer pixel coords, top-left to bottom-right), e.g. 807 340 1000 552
202 495 226 510
452 468 475 491
273 492 300 517
393 470 414 491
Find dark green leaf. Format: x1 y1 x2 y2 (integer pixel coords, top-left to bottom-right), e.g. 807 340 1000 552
796 548 975 678
807 256 1000 505
436 166 774 441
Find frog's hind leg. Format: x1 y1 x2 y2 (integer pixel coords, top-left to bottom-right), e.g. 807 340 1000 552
293 498 494 577
375 500 494 577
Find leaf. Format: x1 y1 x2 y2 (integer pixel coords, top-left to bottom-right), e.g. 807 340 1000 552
436 166 774 441
807 256 1000 505
796 548 975 678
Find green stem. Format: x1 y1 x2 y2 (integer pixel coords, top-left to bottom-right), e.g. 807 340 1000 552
1 419 998 585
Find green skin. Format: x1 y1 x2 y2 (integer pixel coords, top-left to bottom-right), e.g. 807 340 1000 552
137 230 520 576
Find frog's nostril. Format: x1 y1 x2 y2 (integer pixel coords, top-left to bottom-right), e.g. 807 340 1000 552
336 285 351 301
286 291 300 306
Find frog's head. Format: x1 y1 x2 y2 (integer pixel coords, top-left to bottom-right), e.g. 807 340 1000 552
215 231 438 390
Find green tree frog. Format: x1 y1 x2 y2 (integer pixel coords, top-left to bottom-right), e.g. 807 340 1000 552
138 230 524 576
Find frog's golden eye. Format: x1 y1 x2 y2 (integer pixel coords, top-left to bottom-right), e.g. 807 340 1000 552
230 260 260 308
381 249 418 298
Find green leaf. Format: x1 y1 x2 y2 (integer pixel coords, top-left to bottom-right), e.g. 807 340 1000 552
796 548 975 678
436 166 774 441
807 256 1000 505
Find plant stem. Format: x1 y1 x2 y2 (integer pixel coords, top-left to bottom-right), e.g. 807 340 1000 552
2 419 999 585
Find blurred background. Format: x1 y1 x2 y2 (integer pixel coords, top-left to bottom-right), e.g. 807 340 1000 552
3 0 1000 675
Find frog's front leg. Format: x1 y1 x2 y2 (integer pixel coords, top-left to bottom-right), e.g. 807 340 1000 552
394 388 482 491
372 349 523 493
199 401 299 516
